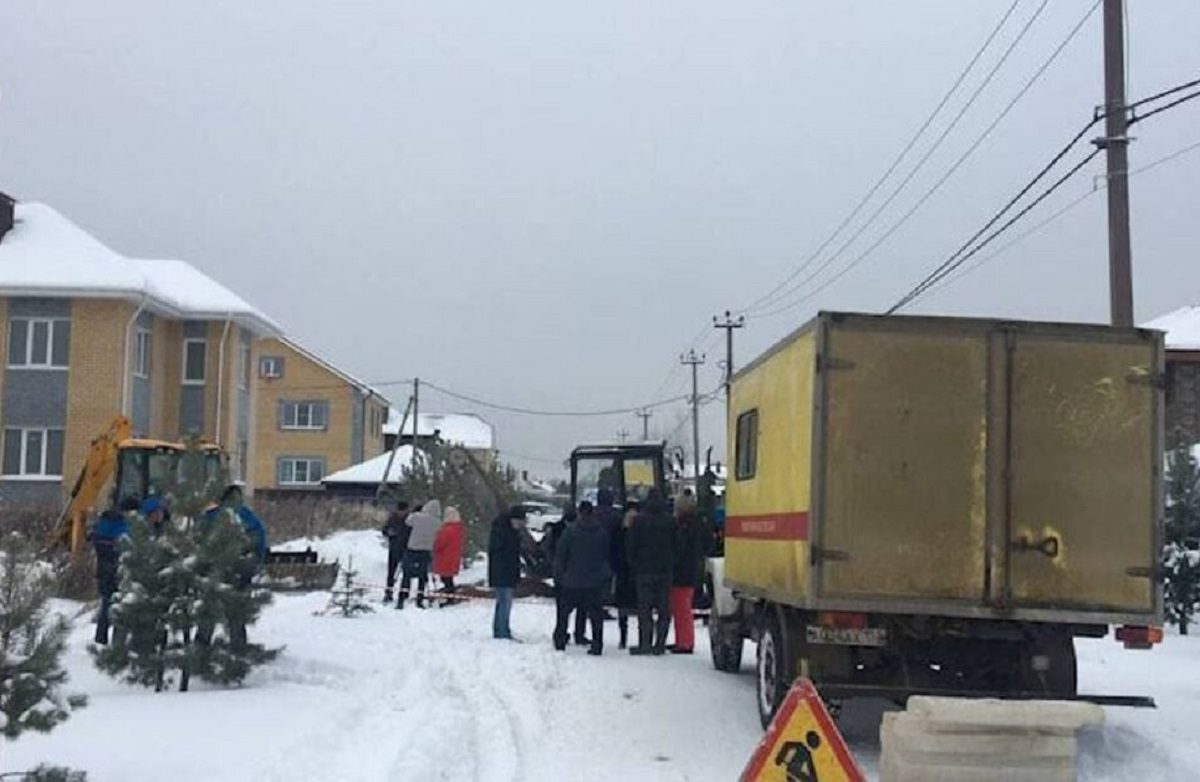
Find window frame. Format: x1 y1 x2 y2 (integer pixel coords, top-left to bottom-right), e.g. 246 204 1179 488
133 327 152 379
734 409 759 481
259 356 283 379
278 457 325 486
7 317 70 370
2 427 66 479
182 338 207 385
280 400 329 431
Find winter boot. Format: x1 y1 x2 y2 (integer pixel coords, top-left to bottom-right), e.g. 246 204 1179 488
384 589 394 603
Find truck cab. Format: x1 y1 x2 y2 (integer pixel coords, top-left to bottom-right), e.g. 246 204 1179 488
569 442 667 509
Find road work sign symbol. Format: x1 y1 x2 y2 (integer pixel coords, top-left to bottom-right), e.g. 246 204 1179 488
740 678 865 782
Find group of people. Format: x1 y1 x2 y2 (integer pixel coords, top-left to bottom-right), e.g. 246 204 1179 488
90 481 268 646
381 499 466 609
484 487 710 656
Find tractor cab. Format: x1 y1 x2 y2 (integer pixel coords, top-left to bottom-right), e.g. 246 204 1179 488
113 439 225 510
569 442 667 509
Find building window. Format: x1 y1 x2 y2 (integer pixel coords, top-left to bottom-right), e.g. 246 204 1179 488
2 428 65 478
235 439 249 481
8 317 70 369
238 343 251 391
735 409 759 481
278 457 324 486
259 356 284 379
183 339 207 384
280 400 329 430
133 328 152 379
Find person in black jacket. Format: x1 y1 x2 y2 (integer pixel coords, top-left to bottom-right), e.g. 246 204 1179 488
488 505 527 640
553 501 611 655
610 500 639 649
670 494 705 654
381 500 411 603
625 488 675 655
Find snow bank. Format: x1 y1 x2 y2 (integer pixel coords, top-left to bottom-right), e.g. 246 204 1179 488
1144 306 1200 351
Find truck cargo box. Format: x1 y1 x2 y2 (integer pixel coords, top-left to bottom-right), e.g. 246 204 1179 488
724 312 1163 626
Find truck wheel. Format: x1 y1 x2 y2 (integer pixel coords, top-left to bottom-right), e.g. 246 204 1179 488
709 614 744 673
756 612 789 729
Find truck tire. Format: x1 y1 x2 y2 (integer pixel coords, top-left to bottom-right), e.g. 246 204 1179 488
710 613 744 673
756 612 789 729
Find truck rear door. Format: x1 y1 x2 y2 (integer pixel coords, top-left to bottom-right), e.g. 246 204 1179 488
1005 332 1159 614
816 319 991 602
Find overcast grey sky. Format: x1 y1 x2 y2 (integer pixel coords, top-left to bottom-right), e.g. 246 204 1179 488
2 1 1198 476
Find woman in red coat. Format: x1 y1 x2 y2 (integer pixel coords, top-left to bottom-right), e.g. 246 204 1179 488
433 506 466 606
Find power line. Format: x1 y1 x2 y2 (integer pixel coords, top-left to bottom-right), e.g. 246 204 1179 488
927 135 1200 296
421 379 690 418
888 148 1102 313
1128 88 1200 127
751 0 1102 321
1128 77 1200 112
741 0 1024 315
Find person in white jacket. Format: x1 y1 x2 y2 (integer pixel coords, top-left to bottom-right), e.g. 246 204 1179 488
397 499 442 609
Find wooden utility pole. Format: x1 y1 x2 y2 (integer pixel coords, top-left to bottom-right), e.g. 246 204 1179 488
635 409 652 441
680 350 706 488
713 311 745 396
1101 0 1134 327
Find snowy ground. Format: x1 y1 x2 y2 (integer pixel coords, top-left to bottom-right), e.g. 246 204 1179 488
4 530 1198 781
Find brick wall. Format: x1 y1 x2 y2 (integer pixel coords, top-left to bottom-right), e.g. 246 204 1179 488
63 299 133 494
252 338 360 490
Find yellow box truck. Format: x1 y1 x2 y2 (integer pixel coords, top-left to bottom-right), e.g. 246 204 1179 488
708 312 1164 727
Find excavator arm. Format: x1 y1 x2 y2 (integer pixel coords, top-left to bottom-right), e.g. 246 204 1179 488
53 416 132 553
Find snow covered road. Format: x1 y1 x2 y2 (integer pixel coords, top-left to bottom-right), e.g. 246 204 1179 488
4 531 1198 781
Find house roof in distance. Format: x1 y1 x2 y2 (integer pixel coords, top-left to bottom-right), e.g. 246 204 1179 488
383 410 495 450
1144 306 1200 351
322 446 417 485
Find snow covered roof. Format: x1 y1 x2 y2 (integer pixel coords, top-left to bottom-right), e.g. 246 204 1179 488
0 202 280 336
1144 306 1200 351
322 446 417 485
0 203 145 297
384 410 494 450
277 337 388 403
134 259 280 336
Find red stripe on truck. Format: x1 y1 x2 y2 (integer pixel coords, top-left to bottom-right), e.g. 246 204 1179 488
726 512 810 540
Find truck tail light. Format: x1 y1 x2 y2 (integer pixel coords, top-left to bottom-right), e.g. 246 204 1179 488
1115 625 1163 650
816 611 868 630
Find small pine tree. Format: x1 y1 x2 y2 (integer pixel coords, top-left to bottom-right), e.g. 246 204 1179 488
0 533 87 746
92 443 279 692
326 557 372 617
1164 441 1200 634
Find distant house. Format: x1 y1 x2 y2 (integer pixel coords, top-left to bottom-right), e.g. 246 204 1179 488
0 198 280 505
383 410 495 464
252 337 389 494
1145 306 1200 448
320 445 416 500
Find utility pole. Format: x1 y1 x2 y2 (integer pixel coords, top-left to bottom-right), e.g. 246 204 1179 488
1100 0 1134 326
680 350 706 488
635 408 653 441
617 429 630 443
713 311 745 397
411 377 420 470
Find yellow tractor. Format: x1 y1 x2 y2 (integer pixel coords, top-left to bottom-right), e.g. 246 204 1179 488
53 416 224 554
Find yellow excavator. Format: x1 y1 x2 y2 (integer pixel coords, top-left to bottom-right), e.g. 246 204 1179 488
53 416 224 554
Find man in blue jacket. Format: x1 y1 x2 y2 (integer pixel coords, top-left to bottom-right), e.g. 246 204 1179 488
91 500 135 644
200 482 268 649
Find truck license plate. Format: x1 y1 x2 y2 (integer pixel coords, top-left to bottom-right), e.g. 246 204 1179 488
805 626 887 647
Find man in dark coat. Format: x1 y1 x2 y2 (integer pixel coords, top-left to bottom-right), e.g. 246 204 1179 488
553 501 611 655
625 488 675 655
488 505 527 640
91 502 133 644
381 500 412 603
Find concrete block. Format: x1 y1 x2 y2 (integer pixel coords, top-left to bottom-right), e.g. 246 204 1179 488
879 699 1105 782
